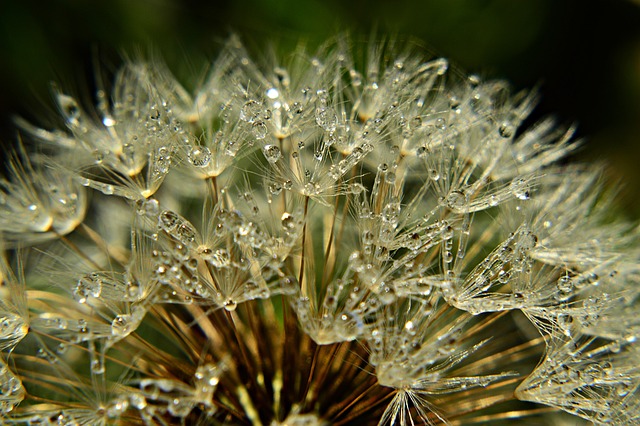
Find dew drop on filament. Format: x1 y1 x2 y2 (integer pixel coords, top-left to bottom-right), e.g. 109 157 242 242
57 93 81 127
188 146 212 168
266 88 279 99
252 121 268 139
499 121 515 138
510 178 531 200
223 299 238 311
263 144 281 163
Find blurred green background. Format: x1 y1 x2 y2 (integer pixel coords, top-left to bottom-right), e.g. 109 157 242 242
0 0 639 217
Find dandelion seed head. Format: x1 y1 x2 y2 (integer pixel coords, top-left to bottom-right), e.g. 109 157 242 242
0 35 638 425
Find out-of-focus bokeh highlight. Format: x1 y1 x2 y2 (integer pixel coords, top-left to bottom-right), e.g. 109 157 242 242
0 0 639 217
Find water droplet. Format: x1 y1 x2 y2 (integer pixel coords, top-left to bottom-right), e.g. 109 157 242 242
381 203 401 226
55 318 68 330
375 246 389 261
316 88 328 100
106 396 129 418
130 393 147 409
498 269 510 284
404 320 416 335
303 182 320 195
91 358 105 375
609 339 622 354
323 295 338 310
126 281 141 299
582 363 604 383
373 118 384 132
446 190 466 209
517 230 538 251
111 314 133 337
498 121 515 138
262 144 281 163
556 274 573 293
223 299 238 311
315 106 337 131
510 178 531 200
57 94 81 127
385 172 396 184
0 364 24 412
266 87 279 99
429 169 440 181
185 257 198 271
74 274 103 303
268 182 282 195
292 102 304 114
442 224 454 240
159 210 180 231
187 146 211 167
281 212 296 231
136 198 160 217
362 230 374 245
0 314 27 343
406 233 421 250
195 363 221 389
102 116 116 127
240 100 261 122
252 121 268 139
103 184 115 195
336 311 361 341
207 249 230 268
474 275 491 292
77 318 88 334
172 220 198 249
154 146 173 174
616 381 630 397
443 251 454 263
377 284 396 305
348 183 365 194
56 342 67 354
